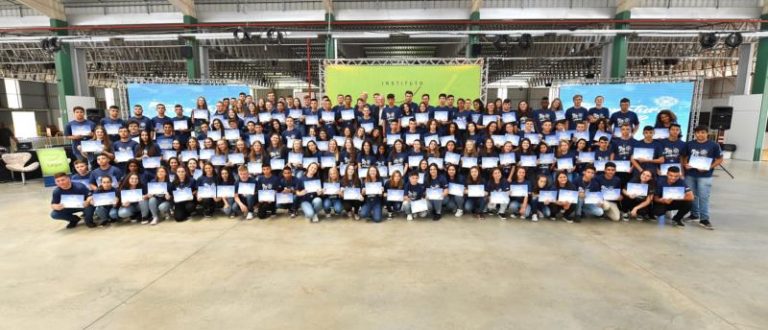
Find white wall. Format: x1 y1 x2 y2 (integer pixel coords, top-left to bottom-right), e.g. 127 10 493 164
726 94 763 161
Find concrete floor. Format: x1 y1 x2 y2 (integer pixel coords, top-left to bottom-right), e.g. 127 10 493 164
1 161 767 330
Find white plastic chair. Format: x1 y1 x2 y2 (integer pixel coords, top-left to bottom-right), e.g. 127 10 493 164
2 152 40 185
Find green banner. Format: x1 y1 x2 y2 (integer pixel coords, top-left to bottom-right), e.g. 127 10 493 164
325 65 482 105
36 147 70 176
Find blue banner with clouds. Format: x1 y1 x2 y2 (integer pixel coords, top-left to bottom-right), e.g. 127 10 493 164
127 83 250 118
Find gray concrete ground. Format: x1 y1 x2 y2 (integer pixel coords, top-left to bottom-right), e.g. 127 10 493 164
1 160 766 330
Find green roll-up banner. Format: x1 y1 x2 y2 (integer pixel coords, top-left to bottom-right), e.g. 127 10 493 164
36 147 70 176
325 64 482 105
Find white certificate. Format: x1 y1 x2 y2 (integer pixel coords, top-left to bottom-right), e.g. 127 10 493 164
72 125 92 136
557 131 573 142
302 157 318 169
104 124 121 135
289 109 303 119
323 182 341 195
653 128 670 140
276 193 294 204
483 115 498 126
427 157 443 169
361 122 374 133
471 114 482 124
270 158 285 170
506 134 520 146
378 165 389 178
173 188 193 202
481 157 499 169
194 109 209 121
216 185 235 198
440 136 455 147
288 152 303 165
578 152 595 163
410 199 429 213
321 156 336 168
445 152 460 164
688 156 713 171
415 112 429 124
448 183 464 196
545 135 560 146
524 133 541 145
357 168 368 181
490 191 510 205
303 115 318 126
386 134 400 145
115 150 134 163
238 182 256 195
602 188 621 201
499 153 516 166
147 182 167 195
510 184 528 197
585 192 603 204
61 194 85 209
303 179 321 193
365 182 383 195
519 155 537 167
80 140 104 153
387 189 404 202
142 157 161 169
557 158 574 170
341 110 355 120
408 155 423 168
250 134 266 145
343 187 362 200
207 131 222 141
258 112 272 123
573 131 590 142
502 112 517 123
400 116 413 127
633 147 655 160
92 192 115 207
424 135 439 147
258 189 276 202
659 163 680 176
434 111 449 122
594 160 607 172
426 187 443 200
405 133 420 145
593 131 612 142
210 155 227 166
467 184 485 197
173 120 188 131
353 138 364 150
663 187 686 200
538 153 555 164
272 113 286 123
539 190 557 203
555 111 565 121
224 129 240 140
162 150 176 161
614 160 631 173
461 157 478 169
557 190 578 203
197 185 216 199
181 150 198 162
626 183 648 197
321 111 335 122
316 141 329 151
247 162 263 175
492 135 506 147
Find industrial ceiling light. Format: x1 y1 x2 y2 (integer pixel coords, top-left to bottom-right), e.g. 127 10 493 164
493 35 509 52
266 29 284 45
39 37 62 53
724 32 743 48
233 27 251 43
518 33 533 49
699 33 717 49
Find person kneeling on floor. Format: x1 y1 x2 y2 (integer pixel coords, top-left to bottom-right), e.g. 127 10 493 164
50 172 96 229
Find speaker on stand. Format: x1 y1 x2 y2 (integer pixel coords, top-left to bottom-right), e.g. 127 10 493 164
709 106 735 179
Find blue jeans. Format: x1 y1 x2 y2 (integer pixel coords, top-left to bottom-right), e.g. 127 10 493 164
118 201 150 219
577 198 605 217
221 197 236 215
685 176 713 220
51 207 95 224
323 198 343 215
530 197 551 217
95 206 118 222
148 197 171 219
235 194 257 214
443 195 464 212
300 197 323 219
486 201 509 214
360 198 383 222
464 197 486 214
428 199 443 215
386 201 403 214
508 200 531 217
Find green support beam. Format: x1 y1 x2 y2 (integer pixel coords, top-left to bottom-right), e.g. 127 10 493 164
752 13 768 160
610 10 630 78
184 15 201 79
324 13 335 59
51 18 74 123
466 11 480 58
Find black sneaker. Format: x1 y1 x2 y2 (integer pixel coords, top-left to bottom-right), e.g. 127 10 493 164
687 214 699 221
698 220 714 230
432 213 441 221
85 221 97 228
674 219 685 227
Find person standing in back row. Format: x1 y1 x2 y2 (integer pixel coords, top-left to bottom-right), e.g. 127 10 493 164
682 125 722 230
609 98 640 135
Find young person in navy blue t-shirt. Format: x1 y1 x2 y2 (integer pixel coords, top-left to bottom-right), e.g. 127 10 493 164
660 124 686 176
653 166 694 228
682 125 723 229
565 94 588 130
609 98 640 135
50 172 95 228
64 106 96 161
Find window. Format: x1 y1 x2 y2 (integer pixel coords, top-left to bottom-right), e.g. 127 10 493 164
4 79 22 109
11 112 37 138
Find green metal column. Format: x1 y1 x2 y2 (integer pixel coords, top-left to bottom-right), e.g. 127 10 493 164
324 13 335 59
751 13 768 160
610 11 630 78
51 19 74 123
466 11 480 58
184 15 201 79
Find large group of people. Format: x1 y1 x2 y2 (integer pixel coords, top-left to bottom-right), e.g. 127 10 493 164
50 90 723 230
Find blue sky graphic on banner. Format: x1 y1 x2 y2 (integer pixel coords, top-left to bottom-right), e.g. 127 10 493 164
127 83 250 118
558 82 695 141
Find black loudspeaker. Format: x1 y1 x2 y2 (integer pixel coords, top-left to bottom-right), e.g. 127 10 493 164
86 108 103 123
470 44 482 57
710 106 733 130
180 45 194 59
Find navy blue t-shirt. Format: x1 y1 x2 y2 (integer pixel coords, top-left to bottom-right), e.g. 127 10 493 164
609 111 640 131
684 140 722 178
51 183 92 204
661 138 687 164
404 181 425 200
565 106 588 129
595 174 622 190
611 137 636 161
633 139 662 172
257 175 282 192
89 166 123 187
655 177 691 196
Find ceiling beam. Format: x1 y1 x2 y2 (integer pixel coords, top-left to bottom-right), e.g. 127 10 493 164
471 0 483 13
15 0 65 20
168 0 196 18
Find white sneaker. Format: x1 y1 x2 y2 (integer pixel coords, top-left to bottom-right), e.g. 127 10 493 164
406 214 414 221
455 209 464 217
509 213 518 219
141 220 149 225
531 214 539 222
325 213 332 218
150 217 158 225
353 214 360 220
246 212 254 220
312 215 319 223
